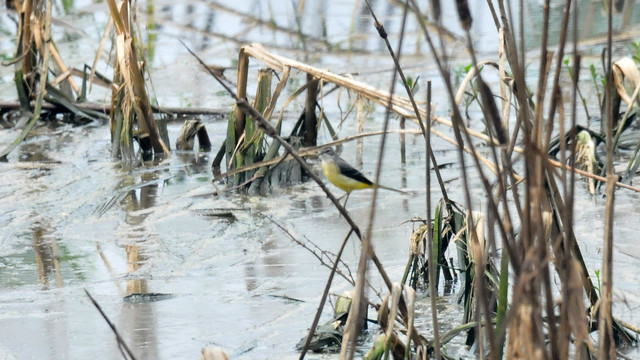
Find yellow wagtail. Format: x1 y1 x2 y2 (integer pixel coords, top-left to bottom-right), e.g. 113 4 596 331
320 148 406 205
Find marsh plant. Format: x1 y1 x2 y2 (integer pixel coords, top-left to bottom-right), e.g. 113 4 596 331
3 0 640 359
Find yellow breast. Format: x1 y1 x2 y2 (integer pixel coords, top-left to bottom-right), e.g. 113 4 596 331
321 160 372 193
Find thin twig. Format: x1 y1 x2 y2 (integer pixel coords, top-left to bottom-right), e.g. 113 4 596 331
266 217 355 285
84 289 137 360
297 229 354 360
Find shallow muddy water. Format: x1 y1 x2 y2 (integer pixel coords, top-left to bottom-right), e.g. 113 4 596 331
2 0 640 359
0 116 470 359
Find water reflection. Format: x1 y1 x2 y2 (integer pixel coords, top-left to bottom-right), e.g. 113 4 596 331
523 0 640 47
177 151 211 176
119 300 160 360
116 171 162 360
32 220 63 290
120 171 160 296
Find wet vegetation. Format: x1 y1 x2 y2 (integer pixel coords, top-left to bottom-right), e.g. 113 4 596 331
2 0 640 359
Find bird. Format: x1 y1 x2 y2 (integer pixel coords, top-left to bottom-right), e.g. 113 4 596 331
319 147 407 206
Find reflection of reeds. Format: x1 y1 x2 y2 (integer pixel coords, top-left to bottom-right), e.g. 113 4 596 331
33 222 63 290
105 0 170 165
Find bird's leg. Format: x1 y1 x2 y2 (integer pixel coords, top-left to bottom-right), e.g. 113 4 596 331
335 192 351 219
342 192 351 208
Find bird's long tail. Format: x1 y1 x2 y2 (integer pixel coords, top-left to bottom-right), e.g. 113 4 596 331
373 184 411 195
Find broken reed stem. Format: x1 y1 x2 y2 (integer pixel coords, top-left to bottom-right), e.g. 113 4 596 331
533 0 551 146
356 97 365 168
106 0 170 160
599 0 616 357
543 0 573 150
426 80 442 359
459 22 503 353
304 75 319 147
601 174 616 359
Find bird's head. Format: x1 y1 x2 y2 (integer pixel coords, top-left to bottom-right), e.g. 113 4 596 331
319 147 335 162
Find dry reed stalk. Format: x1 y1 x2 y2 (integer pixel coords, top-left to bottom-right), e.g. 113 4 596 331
0 0 54 160
106 0 169 163
425 79 441 360
599 1 616 357
304 74 319 146
15 0 36 102
240 43 421 119
235 47 249 137
355 96 365 169
89 17 113 93
49 42 79 95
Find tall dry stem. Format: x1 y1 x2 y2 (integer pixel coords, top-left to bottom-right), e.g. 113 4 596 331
106 0 169 164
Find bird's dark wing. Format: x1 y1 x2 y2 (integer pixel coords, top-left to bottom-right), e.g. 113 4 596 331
335 157 373 186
